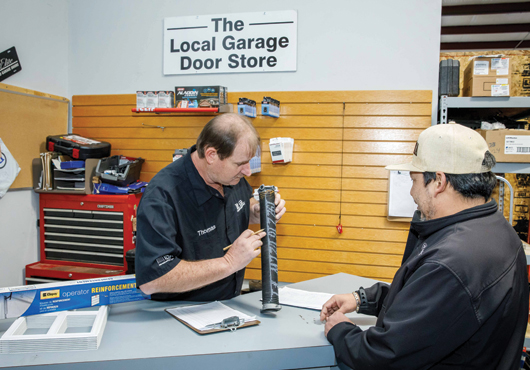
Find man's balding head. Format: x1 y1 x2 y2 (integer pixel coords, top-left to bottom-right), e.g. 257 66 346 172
196 113 260 160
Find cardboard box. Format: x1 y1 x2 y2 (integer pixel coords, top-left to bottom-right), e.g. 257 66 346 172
174 86 227 109
463 57 511 97
477 129 530 163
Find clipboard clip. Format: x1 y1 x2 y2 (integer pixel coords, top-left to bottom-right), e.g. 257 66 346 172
204 316 244 332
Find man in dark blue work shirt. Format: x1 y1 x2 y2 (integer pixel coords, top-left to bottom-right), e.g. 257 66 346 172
135 113 286 301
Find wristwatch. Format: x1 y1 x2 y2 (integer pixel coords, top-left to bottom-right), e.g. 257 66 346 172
352 291 361 313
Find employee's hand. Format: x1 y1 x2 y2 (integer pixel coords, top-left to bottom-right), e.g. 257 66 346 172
320 293 357 322
250 190 287 223
274 191 286 221
223 229 265 272
324 312 353 337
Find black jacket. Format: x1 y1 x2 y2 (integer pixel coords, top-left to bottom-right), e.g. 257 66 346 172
327 200 529 369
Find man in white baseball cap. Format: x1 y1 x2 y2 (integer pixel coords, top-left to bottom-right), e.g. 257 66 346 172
320 123 529 369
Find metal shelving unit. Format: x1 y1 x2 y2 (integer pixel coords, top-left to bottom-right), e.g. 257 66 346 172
438 95 530 174
439 96 530 125
440 96 530 114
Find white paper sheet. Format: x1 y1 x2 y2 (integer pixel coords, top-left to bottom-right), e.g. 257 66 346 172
166 301 257 331
388 170 416 217
278 286 334 310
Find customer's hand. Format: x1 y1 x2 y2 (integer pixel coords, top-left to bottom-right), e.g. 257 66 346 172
324 312 353 337
320 293 357 322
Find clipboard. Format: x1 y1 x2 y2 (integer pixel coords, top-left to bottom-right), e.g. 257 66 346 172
164 301 260 335
165 309 260 334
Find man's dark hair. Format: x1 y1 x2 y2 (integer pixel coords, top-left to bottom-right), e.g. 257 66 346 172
196 113 260 160
423 151 497 202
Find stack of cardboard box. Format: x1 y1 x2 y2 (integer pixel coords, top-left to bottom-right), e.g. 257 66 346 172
463 56 511 97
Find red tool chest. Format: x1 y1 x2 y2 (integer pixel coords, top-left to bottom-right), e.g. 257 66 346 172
25 193 141 284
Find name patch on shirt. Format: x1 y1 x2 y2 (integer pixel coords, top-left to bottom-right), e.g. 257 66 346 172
156 254 174 266
235 200 246 213
197 224 216 236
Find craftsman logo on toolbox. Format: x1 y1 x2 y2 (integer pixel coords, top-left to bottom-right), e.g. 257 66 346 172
40 290 60 300
97 205 114 209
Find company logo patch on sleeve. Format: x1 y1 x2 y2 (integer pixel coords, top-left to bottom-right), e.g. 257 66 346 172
156 255 175 267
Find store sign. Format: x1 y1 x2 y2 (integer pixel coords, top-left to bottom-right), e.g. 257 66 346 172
163 11 297 75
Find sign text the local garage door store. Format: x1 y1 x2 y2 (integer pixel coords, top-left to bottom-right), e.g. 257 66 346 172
163 11 297 75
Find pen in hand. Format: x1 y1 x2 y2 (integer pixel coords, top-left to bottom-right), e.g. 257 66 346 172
223 229 265 251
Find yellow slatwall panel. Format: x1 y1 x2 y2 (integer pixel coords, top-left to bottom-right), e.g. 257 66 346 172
72 90 431 283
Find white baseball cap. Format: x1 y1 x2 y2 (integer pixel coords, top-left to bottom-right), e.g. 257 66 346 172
385 123 493 174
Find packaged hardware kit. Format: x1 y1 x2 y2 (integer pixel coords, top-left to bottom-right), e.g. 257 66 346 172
262 97 280 117
136 91 175 109
238 97 257 118
175 86 227 109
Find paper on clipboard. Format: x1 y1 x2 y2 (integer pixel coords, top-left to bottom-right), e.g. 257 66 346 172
165 301 259 334
388 170 416 218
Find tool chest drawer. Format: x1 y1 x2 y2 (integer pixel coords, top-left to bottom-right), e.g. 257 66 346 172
37 193 141 271
25 262 125 284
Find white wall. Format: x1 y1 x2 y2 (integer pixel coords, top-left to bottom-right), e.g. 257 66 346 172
0 0 69 287
69 1 442 108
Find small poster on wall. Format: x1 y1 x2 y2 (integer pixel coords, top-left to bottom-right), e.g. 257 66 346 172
0 47 22 82
388 171 417 218
163 11 297 75
0 138 21 198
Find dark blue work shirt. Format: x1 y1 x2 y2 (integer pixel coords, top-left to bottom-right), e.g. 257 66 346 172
135 145 253 301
